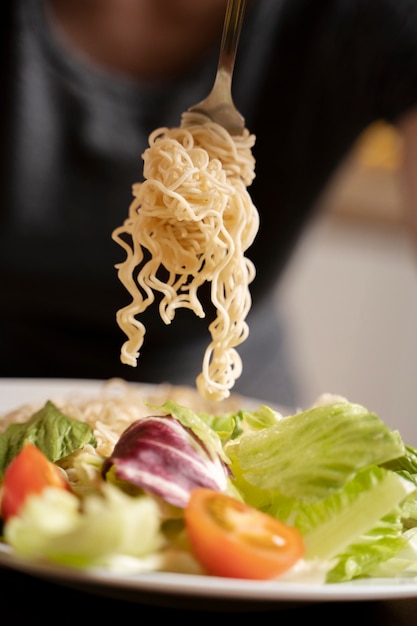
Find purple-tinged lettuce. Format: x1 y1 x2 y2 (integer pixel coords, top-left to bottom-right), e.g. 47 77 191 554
102 407 231 508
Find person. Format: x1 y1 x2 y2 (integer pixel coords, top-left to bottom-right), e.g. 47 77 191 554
1 0 417 408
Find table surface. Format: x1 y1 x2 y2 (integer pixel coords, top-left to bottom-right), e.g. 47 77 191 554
2 566 417 624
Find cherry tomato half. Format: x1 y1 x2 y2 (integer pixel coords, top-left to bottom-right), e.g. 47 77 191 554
1 443 71 521
184 488 305 580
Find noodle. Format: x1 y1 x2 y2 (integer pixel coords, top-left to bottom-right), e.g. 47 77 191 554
112 111 259 401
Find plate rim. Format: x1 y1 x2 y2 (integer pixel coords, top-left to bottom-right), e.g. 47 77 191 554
1 541 417 604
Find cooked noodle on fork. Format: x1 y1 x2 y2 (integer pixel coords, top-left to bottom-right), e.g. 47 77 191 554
112 111 259 401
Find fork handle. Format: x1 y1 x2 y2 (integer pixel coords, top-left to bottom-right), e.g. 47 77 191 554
218 0 247 76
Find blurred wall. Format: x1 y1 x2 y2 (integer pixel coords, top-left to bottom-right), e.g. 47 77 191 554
275 122 417 445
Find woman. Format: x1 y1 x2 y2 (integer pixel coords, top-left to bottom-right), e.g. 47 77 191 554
1 0 416 406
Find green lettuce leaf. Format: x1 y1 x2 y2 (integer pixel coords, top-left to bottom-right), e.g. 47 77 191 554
0 401 97 479
198 405 281 444
258 466 415 582
326 509 406 583
227 402 405 502
366 527 417 579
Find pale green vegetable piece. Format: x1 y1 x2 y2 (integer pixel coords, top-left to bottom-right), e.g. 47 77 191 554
230 402 405 501
5 483 165 569
301 467 415 560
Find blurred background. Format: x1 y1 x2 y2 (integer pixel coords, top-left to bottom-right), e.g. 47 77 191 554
274 121 417 445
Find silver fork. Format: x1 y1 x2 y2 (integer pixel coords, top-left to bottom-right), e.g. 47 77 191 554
187 0 247 136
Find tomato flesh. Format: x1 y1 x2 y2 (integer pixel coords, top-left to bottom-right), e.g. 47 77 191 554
184 488 305 580
1 443 71 521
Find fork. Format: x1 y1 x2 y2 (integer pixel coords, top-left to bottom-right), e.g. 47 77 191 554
187 0 247 136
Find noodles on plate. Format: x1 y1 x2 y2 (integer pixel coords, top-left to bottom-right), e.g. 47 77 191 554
112 111 259 402
0 378 247 458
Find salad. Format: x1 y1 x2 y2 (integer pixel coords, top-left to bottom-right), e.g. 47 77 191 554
1 385 417 584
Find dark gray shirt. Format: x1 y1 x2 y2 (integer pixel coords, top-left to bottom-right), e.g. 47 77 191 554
1 0 417 406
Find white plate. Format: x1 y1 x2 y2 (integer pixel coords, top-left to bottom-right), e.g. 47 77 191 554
0 378 417 609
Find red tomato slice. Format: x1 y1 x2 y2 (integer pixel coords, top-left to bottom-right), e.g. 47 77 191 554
1 443 71 521
184 488 305 580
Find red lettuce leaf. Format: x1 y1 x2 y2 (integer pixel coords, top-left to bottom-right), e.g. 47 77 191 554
102 416 230 508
